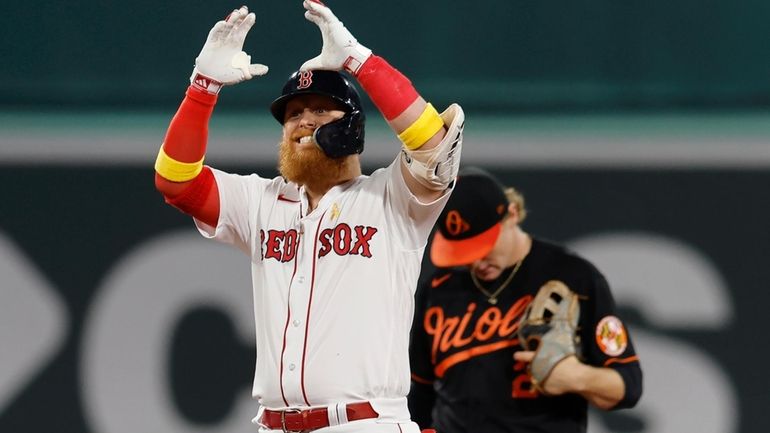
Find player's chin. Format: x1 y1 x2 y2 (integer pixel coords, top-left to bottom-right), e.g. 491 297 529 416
475 268 502 281
278 139 340 183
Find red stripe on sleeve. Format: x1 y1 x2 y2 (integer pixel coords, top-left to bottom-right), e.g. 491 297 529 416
411 373 434 385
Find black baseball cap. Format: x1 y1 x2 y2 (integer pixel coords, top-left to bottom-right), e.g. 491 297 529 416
430 167 509 267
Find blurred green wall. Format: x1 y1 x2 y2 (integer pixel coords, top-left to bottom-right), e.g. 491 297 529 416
4 0 770 112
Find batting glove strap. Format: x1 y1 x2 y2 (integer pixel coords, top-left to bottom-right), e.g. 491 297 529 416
190 71 224 95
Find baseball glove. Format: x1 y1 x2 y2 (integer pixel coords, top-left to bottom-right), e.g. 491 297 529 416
517 280 581 392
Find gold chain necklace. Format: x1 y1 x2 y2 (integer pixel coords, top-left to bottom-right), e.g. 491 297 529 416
470 258 525 305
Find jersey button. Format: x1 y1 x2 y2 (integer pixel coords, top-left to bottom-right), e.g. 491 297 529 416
292 319 301 327
297 276 305 284
289 363 296 371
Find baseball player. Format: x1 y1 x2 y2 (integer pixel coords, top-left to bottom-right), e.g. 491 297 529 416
408 168 642 432
153 1 462 432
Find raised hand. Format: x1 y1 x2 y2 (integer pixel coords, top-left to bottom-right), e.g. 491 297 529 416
300 0 372 75
190 6 269 94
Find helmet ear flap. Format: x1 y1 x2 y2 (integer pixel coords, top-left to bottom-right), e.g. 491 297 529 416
313 110 366 158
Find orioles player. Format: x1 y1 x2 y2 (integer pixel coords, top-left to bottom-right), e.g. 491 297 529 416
408 168 642 433
153 2 461 432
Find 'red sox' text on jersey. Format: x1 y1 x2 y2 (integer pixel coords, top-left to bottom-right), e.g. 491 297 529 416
196 159 449 419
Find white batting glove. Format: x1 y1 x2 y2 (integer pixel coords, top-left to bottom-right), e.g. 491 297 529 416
300 0 372 75
190 6 269 94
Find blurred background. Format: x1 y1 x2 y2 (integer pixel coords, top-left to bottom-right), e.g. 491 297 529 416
2 0 768 432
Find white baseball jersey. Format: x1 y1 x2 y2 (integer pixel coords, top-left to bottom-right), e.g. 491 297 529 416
194 157 450 421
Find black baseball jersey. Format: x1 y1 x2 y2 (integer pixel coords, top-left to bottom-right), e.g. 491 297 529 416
408 238 642 433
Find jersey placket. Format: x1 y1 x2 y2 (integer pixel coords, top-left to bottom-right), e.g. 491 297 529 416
280 211 322 406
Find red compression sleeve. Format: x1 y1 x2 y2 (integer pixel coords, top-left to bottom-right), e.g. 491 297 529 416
156 85 220 226
164 166 219 227
162 86 218 162
355 55 419 121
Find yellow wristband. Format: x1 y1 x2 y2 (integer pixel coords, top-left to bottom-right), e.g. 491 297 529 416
154 146 204 182
398 103 445 150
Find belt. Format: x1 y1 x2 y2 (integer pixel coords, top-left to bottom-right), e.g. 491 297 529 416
260 401 379 432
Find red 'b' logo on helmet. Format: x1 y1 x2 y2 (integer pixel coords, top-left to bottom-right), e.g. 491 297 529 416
297 71 313 89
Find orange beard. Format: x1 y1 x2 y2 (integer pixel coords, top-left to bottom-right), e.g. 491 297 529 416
278 137 348 189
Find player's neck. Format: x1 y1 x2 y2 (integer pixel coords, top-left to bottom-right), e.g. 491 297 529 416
303 162 362 212
508 228 532 267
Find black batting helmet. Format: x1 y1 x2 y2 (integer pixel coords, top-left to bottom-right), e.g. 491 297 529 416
270 70 365 158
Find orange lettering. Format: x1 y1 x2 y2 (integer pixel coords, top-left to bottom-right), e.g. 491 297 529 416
498 296 532 337
424 307 444 364
475 307 502 341
434 340 520 378
439 317 459 353
512 373 538 398
450 303 477 347
424 307 458 362
423 296 535 377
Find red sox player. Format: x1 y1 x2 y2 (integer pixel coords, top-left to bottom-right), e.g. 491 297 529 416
153 2 463 432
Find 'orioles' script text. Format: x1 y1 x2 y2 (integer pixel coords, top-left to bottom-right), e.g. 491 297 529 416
423 296 532 378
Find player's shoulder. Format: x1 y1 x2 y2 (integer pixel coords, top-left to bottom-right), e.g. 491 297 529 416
533 237 587 264
229 172 304 205
531 237 603 280
364 162 397 186
335 163 405 204
414 266 466 310
211 168 284 188
421 266 467 291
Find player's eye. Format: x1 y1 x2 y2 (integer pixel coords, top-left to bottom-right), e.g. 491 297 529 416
286 110 301 120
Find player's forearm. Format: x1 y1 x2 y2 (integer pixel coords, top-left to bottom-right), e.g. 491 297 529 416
156 3 266 185
298 0 461 196
571 364 626 410
355 55 446 150
154 86 217 195
300 0 447 151
154 86 221 226
163 86 217 161
357 55 459 200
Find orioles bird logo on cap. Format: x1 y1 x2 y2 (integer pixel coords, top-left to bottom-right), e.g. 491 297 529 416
445 210 470 236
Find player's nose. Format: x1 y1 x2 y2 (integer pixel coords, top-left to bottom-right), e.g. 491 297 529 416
298 110 318 128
